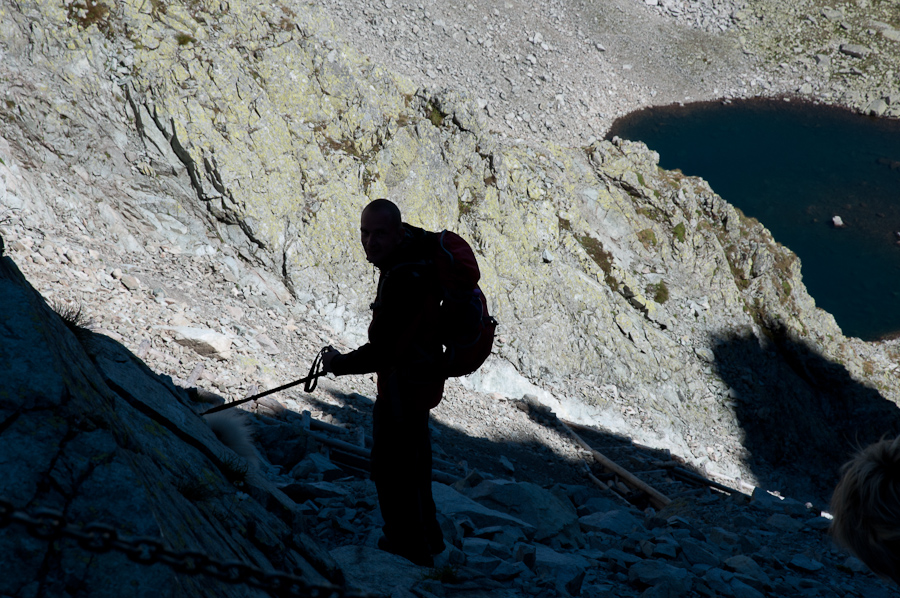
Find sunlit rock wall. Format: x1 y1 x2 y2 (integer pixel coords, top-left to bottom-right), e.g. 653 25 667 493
3 0 899 490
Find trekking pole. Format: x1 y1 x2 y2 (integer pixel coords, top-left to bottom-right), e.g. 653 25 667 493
200 346 331 415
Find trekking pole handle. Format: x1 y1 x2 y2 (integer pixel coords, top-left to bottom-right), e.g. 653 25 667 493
304 345 331 393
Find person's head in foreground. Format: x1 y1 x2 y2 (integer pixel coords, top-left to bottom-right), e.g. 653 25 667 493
830 436 900 585
360 198 404 268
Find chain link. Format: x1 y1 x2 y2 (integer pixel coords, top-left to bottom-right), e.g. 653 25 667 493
0 499 368 597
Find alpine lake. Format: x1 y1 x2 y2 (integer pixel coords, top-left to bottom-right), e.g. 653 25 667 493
607 98 900 342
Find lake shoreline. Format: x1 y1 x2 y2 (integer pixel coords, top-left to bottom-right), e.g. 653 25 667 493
317 0 900 147
607 97 900 341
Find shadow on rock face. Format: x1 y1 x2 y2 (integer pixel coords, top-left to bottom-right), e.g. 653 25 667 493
0 252 344 597
712 328 900 504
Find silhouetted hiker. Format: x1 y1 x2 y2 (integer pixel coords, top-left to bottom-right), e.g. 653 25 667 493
830 437 900 585
323 199 446 567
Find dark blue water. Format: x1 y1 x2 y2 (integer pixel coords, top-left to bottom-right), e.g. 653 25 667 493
607 99 900 341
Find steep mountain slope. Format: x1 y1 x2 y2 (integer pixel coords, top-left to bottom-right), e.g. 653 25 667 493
1 0 899 510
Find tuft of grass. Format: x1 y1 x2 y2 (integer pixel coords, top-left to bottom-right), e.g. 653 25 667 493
647 281 669 304
148 0 167 15
318 133 360 158
637 228 657 249
673 222 686 243
67 0 110 31
772 248 797 278
220 453 250 486
575 233 617 289
175 32 196 46
426 104 445 127
636 206 663 222
50 300 95 347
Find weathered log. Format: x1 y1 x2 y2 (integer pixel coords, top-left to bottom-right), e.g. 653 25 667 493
559 420 671 510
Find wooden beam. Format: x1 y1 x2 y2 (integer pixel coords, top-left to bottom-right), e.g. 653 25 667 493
559 420 671 510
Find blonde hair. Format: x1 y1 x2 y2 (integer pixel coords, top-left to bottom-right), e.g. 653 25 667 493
830 437 900 584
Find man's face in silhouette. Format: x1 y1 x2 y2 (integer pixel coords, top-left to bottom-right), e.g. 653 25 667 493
360 206 403 268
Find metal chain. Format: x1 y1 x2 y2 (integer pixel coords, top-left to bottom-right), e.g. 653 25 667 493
0 499 369 598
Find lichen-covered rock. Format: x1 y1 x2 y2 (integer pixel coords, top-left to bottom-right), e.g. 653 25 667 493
3 0 899 503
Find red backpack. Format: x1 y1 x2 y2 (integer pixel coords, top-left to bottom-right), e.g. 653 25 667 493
429 230 497 377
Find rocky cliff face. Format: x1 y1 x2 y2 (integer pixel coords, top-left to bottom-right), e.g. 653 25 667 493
2 0 899 514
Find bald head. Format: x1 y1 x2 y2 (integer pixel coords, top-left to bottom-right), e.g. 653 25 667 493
362 199 402 229
360 199 404 267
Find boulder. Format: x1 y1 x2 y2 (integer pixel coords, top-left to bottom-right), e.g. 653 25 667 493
577 496 621 516
839 44 870 58
461 537 513 560
803 516 832 531
169 326 232 359
729 578 766 598
723 555 772 587
603 548 643 570
466 479 582 546
678 538 721 567
579 509 643 536
702 567 735 594
491 559 530 581
513 542 537 568
628 560 693 595
658 543 681 560
764 513 804 533
471 525 528 547
290 453 345 482
866 99 889 117
704 527 741 548
432 482 536 538
464 554 505 574
532 544 589 596
330 545 426 595
788 554 824 572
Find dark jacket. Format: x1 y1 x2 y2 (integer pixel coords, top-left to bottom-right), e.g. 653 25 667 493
330 224 445 409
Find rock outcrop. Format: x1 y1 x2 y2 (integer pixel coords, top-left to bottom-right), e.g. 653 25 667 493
0 247 344 597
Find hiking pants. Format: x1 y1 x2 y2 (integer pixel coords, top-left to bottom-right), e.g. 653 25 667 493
371 376 443 562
